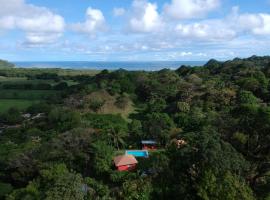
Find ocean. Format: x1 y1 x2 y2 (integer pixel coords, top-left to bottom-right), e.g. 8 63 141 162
13 61 206 71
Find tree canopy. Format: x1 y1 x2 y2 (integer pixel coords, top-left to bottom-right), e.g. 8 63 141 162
0 56 270 199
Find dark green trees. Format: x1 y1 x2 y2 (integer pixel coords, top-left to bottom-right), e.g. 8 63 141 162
1 56 270 199
7 164 84 200
153 130 253 200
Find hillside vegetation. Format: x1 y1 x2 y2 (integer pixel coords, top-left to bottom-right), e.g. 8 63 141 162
0 56 269 200
66 90 135 119
0 60 14 69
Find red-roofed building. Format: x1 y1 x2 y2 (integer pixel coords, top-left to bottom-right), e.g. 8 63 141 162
113 155 138 171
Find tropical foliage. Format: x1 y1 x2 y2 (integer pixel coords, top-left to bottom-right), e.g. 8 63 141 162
0 56 270 199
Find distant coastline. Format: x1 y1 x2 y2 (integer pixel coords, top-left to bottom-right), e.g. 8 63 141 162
13 61 206 71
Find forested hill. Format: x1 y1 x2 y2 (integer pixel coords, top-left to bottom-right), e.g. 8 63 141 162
0 60 14 69
0 56 269 200
204 55 270 71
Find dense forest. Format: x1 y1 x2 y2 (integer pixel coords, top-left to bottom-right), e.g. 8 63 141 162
0 56 269 200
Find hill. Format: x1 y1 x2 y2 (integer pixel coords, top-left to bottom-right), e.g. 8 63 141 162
0 59 15 68
65 90 135 120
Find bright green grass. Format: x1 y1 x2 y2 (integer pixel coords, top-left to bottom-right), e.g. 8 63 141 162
0 89 60 100
0 99 39 113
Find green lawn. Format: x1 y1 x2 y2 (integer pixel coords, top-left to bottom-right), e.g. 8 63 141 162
0 99 39 113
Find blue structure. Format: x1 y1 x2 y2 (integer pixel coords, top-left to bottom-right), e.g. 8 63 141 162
141 140 156 144
125 150 149 158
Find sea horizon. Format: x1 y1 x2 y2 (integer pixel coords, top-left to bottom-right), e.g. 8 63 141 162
13 61 207 71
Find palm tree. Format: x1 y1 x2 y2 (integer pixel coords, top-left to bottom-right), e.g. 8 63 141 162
107 126 126 150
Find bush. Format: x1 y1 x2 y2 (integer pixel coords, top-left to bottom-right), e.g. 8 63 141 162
1 107 23 125
89 99 105 112
48 108 81 131
0 182 13 198
27 102 51 114
54 82 68 90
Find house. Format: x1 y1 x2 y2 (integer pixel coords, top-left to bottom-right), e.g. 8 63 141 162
141 140 157 150
113 155 138 171
22 113 31 119
176 139 187 148
31 113 45 120
171 139 187 149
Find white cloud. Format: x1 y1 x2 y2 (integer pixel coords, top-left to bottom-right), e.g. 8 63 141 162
175 20 236 41
17 14 64 33
164 0 220 19
230 7 270 35
0 17 15 29
253 14 270 35
128 0 163 33
1 0 269 60
170 51 193 57
173 7 270 42
113 8 126 16
71 7 107 35
25 33 62 45
0 0 65 45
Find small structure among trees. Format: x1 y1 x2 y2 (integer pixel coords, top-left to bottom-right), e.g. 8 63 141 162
141 140 157 150
113 155 138 171
171 139 187 149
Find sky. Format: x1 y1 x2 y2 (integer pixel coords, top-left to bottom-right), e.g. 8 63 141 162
0 0 270 61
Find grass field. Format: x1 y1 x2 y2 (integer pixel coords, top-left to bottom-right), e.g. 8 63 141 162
0 99 39 113
0 79 77 87
0 76 78 87
0 75 80 113
0 90 60 100
0 76 27 82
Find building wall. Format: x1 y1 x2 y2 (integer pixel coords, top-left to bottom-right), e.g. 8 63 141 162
142 144 157 150
117 164 136 171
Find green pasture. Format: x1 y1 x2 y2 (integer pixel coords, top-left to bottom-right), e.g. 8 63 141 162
0 77 78 87
0 99 39 113
0 76 27 82
0 89 60 100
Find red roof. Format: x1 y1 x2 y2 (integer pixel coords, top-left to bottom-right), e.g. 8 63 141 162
114 155 138 167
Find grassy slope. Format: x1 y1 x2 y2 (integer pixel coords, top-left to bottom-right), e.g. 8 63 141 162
86 91 135 120
67 90 136 121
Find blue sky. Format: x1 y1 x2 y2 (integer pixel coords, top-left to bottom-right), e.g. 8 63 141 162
0 0 270 61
